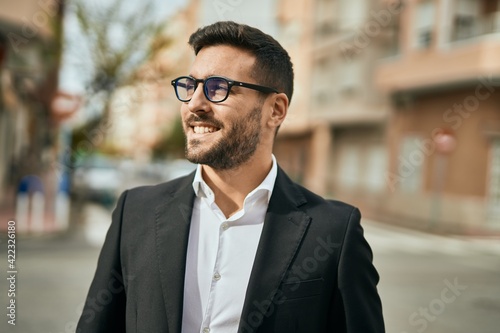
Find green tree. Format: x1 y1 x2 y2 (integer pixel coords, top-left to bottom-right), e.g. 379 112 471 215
69 0 171 155
152 116 186 160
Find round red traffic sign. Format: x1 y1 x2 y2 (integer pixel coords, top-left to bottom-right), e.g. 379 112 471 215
433 128 456 154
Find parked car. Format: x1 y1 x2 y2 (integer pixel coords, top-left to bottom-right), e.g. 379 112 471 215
71 155 122 206
163 159 197 181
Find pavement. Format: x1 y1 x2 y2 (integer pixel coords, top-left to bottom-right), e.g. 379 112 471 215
363 219 500 333
0 204 498 333
363 218 500 257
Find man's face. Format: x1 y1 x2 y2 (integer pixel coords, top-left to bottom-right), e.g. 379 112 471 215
180 45 266 170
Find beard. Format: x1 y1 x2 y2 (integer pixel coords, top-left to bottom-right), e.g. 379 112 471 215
184 105 262 170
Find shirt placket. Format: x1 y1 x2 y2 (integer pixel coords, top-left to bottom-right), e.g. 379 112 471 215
199 200 230 333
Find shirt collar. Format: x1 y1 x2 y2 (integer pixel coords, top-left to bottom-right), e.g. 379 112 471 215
192 154 278 203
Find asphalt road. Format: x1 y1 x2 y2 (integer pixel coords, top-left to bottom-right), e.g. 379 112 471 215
0 204 499 333
363 220 500 333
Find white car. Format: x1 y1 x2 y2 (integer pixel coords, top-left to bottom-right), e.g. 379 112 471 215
72 155 122 205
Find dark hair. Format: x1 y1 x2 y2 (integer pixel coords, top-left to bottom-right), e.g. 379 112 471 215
188 21 294 103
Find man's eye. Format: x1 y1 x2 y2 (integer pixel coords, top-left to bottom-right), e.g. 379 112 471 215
208 79 228 91
214 84 228 91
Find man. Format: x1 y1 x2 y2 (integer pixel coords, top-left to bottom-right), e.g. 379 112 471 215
77 21 384 333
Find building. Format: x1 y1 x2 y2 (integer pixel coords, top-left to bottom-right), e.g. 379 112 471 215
375 0 500 232
272 0 316 188
275 0 398 203
274 0 499 233
0 0 67 233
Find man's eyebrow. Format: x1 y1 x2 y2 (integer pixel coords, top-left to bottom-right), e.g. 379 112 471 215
189 73 223 79
188 74 205 80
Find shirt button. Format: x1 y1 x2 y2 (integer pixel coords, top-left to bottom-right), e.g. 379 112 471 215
213 272 221 281
221 223 229 230
203 327 210 333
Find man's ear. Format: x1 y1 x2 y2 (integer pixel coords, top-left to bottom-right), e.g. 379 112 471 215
267 93 288 129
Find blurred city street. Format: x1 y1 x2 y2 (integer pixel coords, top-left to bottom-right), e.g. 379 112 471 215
0 204 499 333
2 0 500 332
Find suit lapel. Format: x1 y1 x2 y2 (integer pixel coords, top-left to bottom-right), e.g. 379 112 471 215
238 168 311 332
155 174 196 333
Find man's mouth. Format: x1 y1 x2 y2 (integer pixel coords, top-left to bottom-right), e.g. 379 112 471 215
192 125 220 134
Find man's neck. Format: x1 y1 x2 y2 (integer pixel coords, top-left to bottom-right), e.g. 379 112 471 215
201 154 273 218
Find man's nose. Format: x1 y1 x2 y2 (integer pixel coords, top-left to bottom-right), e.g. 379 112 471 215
187 83 210 113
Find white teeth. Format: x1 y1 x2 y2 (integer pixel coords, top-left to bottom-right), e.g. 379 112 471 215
193 126 217 134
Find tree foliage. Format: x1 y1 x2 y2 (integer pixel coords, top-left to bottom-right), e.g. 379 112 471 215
152 116 186 160
68 0 172 157
72 0 170 95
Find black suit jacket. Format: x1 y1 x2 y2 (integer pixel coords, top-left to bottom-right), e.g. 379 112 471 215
76 167 384 333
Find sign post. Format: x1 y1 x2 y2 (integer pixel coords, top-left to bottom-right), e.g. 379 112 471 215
429 128 456 229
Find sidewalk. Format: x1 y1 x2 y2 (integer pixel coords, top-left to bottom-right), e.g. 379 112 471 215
0 227 101 333
362 218 500 257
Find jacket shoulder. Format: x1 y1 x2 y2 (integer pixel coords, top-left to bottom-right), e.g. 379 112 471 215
296 182 358 214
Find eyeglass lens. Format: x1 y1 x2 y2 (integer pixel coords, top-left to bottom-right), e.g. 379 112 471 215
175 77 230 102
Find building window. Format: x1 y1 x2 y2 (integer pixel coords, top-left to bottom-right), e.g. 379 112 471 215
312 58 336 110
338 57 362 95
398 135 424 193
452 0 480 40
451 0 500 41
338 0 367 31
315 0 337 36
365 145 388 192
485 0 500 33
338 144 362 189
414 0 435 48
337 141 387 192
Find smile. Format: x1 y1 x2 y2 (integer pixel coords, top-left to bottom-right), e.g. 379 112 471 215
192 125 219 134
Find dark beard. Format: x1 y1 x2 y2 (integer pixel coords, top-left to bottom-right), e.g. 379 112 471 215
184 106 262 170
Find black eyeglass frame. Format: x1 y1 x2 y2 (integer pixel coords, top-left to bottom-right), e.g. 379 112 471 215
171 75 279 103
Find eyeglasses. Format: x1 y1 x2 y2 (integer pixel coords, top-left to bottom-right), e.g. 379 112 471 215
171 75 279 103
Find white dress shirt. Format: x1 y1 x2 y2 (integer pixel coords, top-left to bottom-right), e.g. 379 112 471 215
181 156 277 333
